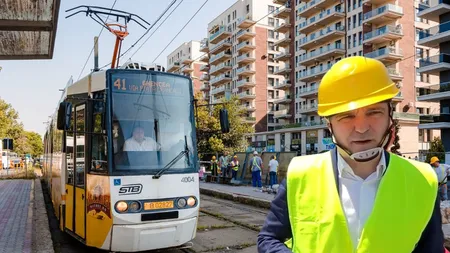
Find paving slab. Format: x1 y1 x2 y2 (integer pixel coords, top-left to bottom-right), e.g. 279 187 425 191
32 179 54 253
200 182 275 206
0 180 33 253
207 245 257 253
191 227 257 253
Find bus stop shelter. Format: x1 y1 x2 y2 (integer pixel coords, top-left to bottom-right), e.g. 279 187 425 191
0 0 61 60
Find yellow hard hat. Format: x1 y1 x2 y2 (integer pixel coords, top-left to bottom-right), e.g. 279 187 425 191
318 56 399 117
212 156 216 160
233 155 237 158
430 156 439 164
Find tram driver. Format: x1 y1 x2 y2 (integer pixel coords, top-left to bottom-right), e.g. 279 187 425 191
123 125 161 152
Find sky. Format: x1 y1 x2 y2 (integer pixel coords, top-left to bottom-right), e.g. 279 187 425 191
0 0 237 138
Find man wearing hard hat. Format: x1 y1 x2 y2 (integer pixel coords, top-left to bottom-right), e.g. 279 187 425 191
430 156 450 201
258 56 443 252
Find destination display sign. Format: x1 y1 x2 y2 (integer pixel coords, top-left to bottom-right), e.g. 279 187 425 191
110 73 188 96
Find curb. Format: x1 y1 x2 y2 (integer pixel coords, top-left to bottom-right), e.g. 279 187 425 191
200 187 272 209
32 179 55 253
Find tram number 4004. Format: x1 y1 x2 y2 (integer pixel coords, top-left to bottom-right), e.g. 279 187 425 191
119 184 143 195
181 176 195 183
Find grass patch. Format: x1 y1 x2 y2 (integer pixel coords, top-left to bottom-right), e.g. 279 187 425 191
0 167 37 180
200 209 261 232
196 224 232 232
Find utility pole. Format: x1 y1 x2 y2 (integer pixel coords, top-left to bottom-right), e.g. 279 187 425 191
94 36 99 72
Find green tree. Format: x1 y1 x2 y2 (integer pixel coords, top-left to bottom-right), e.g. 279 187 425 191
426 137 445 163
26 131 43 157
195 92 254 154
390 119 401 155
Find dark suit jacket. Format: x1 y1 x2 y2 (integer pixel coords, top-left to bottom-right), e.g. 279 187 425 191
257 149 444 253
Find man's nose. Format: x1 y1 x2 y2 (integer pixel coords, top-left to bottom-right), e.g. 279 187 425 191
353 114 370 134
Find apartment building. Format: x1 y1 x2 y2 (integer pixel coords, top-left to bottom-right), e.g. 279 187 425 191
250 0 440 156
198 0 286 133
416 0 450 161
166 40 205 95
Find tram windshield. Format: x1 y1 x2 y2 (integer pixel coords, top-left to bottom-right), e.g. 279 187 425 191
109 70 195 174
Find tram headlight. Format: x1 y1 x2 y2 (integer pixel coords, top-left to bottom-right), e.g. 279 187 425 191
129 201 141 212
177 198 187 208
187 197 196 207
115 201 128 213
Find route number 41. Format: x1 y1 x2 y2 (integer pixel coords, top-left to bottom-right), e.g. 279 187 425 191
114 79 126 90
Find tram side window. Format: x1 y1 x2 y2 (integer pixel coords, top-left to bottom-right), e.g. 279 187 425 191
75 106 86 187
66 108 75 185
91 113 107 173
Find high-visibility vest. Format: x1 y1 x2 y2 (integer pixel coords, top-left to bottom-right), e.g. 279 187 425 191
286 151 437 253
231 160 239 171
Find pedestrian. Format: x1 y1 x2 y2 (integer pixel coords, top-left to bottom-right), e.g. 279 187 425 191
219 151 230 178
210 156 218 177
250 151 263 190
268 155 279 188
257 56 444 252
231 155 239 180
430 156 450 201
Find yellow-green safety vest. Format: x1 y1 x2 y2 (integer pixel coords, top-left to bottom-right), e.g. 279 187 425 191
285 151 437 253
231 160 239 171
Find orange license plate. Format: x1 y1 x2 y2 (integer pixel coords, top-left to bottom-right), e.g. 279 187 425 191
144 201 174 210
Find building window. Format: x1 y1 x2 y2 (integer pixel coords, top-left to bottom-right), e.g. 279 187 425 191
268 17 275 27
268 5 275 13
416 47 423 61
246 4 250 13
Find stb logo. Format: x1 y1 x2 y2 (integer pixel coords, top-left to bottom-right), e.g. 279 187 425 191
118 184 143 195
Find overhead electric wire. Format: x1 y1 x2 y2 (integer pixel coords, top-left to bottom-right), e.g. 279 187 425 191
76 0 118 80
151 0 210 63
97 0 181 70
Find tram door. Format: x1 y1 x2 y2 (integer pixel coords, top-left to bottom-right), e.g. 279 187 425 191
65 104 86 239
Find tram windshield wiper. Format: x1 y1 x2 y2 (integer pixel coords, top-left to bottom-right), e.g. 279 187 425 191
152 136 190 179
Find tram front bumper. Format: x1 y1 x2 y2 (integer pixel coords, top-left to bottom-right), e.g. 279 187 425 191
110 217 197 252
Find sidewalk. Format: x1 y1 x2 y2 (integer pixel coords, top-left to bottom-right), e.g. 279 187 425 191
199 182 275 209
0 179 53 253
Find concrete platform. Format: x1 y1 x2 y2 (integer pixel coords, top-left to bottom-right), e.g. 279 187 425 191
200 182 275 209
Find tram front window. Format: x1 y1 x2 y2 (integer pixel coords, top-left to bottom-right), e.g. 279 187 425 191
110 72 195 175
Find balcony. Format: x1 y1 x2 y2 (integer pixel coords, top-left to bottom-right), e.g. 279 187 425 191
419 114 450 129
363 0 393 4
237 28 256 41
210 62 232 75
200 84 210 91
363 25 403 45
299 25 346 50
240 105 256 112
167 61 181 72
274 109 292 119
274 95 292 104
209 51 232 65
200 64 209 72
394 112 420 122
237 16 256 29
209 39 232 54
209 26 232 44
237 41 256 53
299 43 345 66
211 86 227 95
273 0 288 5
418 21 450 47
298 104 318 114
418 54 450 75
236 78 256 89
274 35 292 48
181 66 193 73
200 38 209 53
237 53 256 64
363 4 403 25
298 64 332 82
274 80 292 90
200 73 210 81
274 3 292 19
297 86 319 98
274 65 292 75
387 67 403 81
238 92 256 100
298 0 336 18
243 117 257 124
298 7 345 34
274 51 292 61
199 54 209 63
417 0 450 22
364 47 403 63
274 22 291 33
417 82 450 102
210 74 232 86
237 65 256 76
392 92 403 102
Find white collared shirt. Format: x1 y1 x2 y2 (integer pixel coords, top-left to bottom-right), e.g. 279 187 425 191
123 137 160 151
337 152 386 249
